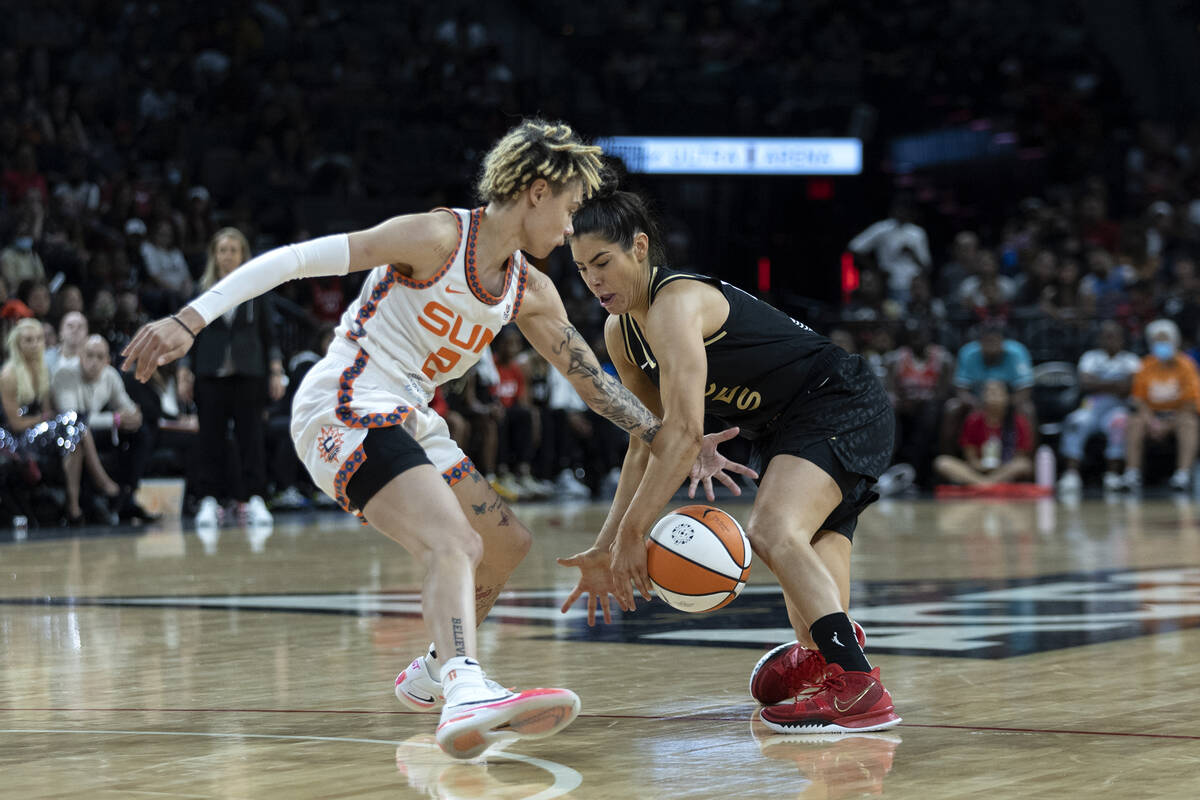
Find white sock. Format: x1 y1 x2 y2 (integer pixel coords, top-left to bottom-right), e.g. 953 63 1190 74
425 642 441 680
440 656 493 705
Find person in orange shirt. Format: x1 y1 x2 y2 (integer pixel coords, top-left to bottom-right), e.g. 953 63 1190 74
1122 318 1200 491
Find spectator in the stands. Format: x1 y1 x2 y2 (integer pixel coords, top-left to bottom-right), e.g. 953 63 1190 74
1 318 121 524
848 194 931 304
52 335 156 521
904 272 946 326
940 320 1035 455
841 267 900 322
1122 319 1200 491
1 144 48 205
1041 256 1086 323
139 219 193 315
957 250 1016 313
490 328 546 500
1078 192 1120 254
1162 255 1200 346
937 230 980 306
16 280 51 322
1080 246 1133 319
1 200 46 289
1143 201 1177 263
1056 321 1141 495
1015 249 1058 310
887 323 954 489
934 379 1034 486
45 310 87 377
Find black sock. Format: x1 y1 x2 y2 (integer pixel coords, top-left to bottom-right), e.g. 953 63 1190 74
810 613 871 673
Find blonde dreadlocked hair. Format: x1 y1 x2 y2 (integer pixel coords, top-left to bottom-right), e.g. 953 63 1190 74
476 119 605 204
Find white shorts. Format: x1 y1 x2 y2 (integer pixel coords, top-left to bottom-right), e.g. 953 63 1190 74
290 340 474 517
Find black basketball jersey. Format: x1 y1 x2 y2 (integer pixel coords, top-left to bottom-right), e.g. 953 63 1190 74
617 267 842 439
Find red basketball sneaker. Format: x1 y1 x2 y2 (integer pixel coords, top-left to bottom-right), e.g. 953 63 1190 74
759 665 900 734
749 620 866 705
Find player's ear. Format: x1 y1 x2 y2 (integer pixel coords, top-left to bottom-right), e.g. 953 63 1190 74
632 231 649 262
529 178 550 206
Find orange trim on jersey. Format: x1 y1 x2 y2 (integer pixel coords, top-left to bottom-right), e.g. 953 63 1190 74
336 348 412 428
345 267 399 343
442 456 476 486
510 258 530 319
391 208 464 290
332 443 369 521
464 207 515 306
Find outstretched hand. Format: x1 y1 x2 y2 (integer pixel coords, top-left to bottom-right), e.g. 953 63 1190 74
558 547 625 625
610 534 653 611
121 315 196 382
690 426 759 501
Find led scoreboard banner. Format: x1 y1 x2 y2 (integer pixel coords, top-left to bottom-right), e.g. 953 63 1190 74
595 136 862 176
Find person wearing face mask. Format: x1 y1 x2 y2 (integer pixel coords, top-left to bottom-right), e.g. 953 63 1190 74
1122 319 1200 491
118 120 749 759
0 226 46 290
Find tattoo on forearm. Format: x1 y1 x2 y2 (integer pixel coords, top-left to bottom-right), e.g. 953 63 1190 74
553 325 661 444
452 616 466 657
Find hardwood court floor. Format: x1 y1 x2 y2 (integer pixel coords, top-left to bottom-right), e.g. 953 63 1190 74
2 494 1199 799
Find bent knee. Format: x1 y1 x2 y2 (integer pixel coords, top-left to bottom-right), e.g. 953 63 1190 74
429 526 485 568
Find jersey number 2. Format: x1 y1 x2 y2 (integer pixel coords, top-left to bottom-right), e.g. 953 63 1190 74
422 347 462 379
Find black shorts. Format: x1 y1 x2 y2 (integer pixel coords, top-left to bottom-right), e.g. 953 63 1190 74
749 354 893 541
344 425 432 512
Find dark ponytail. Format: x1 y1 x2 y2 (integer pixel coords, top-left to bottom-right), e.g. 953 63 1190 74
572 188 666 266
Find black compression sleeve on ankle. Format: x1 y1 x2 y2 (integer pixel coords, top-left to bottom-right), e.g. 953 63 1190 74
810 612 871 673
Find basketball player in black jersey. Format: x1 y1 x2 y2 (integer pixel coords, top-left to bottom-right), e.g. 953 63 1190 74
558 189 900 733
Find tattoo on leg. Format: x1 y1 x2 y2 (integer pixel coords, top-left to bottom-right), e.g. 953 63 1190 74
551 325 660 444
498 510 510 527
471 493 505 518
451 616 466 657
474 585 502 618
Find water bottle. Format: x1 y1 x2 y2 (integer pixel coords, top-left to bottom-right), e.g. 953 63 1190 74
1035 445 1056 489
12 515 28 541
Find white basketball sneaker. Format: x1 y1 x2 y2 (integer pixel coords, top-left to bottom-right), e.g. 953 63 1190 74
395 643 443 711
435 657 581 760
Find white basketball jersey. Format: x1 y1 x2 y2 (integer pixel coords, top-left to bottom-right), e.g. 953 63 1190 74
333 207 528 402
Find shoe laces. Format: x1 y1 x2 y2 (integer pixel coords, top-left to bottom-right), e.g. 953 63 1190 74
768 646 823 697
817 669 851 694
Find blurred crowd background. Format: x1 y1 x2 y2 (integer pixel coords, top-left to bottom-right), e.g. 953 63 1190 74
3 0 1200 526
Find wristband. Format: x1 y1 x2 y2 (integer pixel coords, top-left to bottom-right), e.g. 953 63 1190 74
170 314 196 338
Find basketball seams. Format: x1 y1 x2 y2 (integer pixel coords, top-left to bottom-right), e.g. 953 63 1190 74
646 541 741 588
647 505 753 613
677 506 748 568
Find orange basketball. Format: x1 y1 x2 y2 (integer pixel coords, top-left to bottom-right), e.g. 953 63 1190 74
646 505 752 612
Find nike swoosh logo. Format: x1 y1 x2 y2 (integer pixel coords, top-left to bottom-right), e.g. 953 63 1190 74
405 690 437 703
833 685 874 713
446 286 467 294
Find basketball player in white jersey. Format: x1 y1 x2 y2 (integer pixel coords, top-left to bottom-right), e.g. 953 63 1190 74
121 120 748 759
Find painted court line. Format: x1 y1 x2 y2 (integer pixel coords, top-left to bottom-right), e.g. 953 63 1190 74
5 708 1198 742
0 729 581 800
